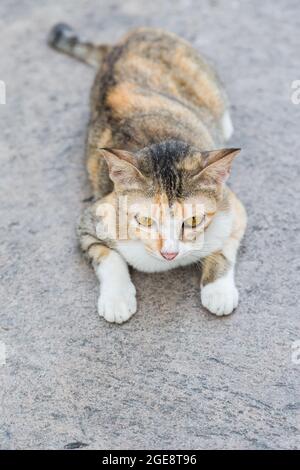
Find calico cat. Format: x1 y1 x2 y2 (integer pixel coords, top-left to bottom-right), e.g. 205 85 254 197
48 24 247 324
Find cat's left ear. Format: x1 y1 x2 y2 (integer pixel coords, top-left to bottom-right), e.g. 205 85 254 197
196 148 241 185
99 148 146 190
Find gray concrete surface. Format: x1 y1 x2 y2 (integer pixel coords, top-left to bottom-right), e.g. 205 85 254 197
0 0 299 450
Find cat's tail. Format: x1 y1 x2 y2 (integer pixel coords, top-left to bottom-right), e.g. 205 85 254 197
48 23 110 67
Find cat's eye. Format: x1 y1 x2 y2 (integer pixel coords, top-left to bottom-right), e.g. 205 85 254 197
135 215 154 227
184 215 203 228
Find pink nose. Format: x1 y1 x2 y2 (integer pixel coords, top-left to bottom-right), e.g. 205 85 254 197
160 251 178 260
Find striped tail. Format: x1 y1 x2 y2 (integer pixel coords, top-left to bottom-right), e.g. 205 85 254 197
48 23 110 67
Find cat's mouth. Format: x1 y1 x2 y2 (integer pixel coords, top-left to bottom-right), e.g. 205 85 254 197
146 248 180 262
145 248 167 261
160 251 178 261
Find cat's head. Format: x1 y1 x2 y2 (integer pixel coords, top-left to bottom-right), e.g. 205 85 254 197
101 140 240 261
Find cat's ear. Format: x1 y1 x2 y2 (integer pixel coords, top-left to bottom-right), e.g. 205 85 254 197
195 148 241 185
99 148 146 190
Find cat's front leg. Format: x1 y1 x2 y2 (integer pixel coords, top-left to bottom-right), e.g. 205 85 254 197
200 198 246 316
78 204 137 324
91 246 137 324
200 250 239 316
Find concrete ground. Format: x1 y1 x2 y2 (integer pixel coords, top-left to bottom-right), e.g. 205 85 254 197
0 0 299 450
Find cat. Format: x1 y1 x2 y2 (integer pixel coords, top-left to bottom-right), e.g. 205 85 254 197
48 24 247 324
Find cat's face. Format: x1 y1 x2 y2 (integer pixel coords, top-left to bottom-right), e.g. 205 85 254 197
120 192 216 261
101 141 239 262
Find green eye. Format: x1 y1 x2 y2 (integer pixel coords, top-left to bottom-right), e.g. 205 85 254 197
136 215 154 227
184 215 203 228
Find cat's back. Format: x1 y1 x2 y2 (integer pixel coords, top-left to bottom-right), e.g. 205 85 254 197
87 27 230 196
91 27 227 128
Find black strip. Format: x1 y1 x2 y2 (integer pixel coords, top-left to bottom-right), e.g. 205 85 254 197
0 450 298 467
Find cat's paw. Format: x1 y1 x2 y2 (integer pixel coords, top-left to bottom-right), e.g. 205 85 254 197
97 281 137 324
201 277 239 316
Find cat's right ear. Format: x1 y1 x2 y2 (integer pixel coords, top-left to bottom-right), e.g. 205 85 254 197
99 148 146 191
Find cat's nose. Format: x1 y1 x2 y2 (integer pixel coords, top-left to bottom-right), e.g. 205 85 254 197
160 251 178 260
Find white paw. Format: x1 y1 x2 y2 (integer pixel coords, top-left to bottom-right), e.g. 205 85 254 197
97 281 137 324
201 277 239 316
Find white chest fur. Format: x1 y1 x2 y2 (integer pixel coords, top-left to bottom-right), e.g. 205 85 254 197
115 240 196 273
